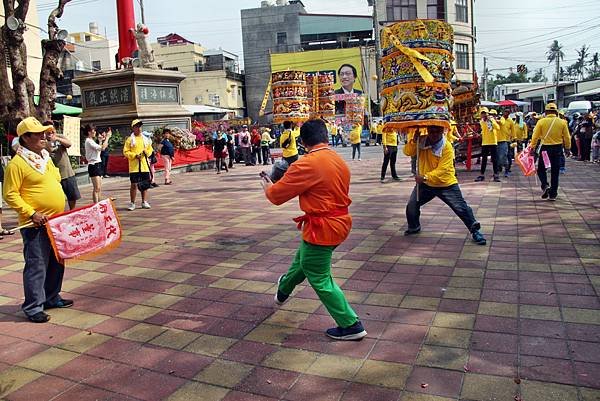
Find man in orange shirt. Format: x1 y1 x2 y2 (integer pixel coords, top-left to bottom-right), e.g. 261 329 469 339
261 119 367 341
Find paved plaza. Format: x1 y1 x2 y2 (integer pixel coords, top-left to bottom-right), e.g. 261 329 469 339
0 146 599 401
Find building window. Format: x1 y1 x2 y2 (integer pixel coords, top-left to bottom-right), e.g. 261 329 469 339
427 0 445 20
194 62 203 72
386 0 417 21
455 0 468 23
455 43 469 70
276 32 287 45
92 60 101 71
85 34 91 42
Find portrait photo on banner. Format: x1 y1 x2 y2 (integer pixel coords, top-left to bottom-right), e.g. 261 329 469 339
270 48 369 119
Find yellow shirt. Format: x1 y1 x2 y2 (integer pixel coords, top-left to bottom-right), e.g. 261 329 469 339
349 125 361 144
447 126 460 143
123 134 154 173
497 117 515 142
376 124 383 135
3 155 64 225
530 115 571 149
280 128 300 158
513 123 528 141
480 118 499 146
382 131 398 146
403 133 458 187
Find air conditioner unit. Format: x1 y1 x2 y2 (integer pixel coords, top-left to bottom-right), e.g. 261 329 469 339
209 94 220 107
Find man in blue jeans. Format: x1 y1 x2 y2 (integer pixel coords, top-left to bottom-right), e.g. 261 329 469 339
403 125 486 245
3 118 73 323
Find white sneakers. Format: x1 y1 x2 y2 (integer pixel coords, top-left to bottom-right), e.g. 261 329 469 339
127 201 151 210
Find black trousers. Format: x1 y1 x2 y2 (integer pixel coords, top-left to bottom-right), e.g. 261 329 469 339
227 143 235 167
284 154 299 165
580 136 592 161
537 144 563 198
261 146 270 164
100 153 109 176
406 184 478 233
252 146 262 164
381 146 398 179
480 144 499 175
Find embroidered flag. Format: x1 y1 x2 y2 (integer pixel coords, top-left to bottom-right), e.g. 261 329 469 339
46 199 122 261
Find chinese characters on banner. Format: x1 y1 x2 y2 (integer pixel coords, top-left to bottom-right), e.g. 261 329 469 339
46 199 122 260
62 116 81 156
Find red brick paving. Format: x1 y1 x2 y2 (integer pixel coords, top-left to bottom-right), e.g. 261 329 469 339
0 147 599 400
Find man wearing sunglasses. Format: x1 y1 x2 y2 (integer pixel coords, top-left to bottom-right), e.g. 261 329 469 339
2 117 72 323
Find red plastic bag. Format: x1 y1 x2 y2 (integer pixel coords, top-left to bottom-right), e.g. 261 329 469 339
515 147 536 176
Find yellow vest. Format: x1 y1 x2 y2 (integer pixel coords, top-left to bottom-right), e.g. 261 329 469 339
2 156 64 225
497 117 514 142
530 116 571 148
280 128 300 158
480 119 499 146
403 135 458 187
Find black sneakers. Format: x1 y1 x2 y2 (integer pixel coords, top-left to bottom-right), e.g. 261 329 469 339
404 227 421 236
326 320 367 341
44 299 74 309
474 176 485 182
472 231 487 245
274 275 289 305
541 186 550 199
28 311 50 323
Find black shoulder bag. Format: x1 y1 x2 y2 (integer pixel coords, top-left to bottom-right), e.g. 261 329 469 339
137 154 153 192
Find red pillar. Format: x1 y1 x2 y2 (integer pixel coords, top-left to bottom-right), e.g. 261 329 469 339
116 0 138 63
466 136 472 171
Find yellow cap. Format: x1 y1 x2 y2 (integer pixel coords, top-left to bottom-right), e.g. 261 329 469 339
131 119 143 127
545 103 558 111
489 109 498 115
16 117 53 137
479 107 489 114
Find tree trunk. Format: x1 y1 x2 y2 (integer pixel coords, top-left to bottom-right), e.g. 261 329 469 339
37 0 72 122
1 0 71 126
37 40 64 122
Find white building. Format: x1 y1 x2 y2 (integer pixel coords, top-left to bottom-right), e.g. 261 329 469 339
376 0 476 83
64 22 118 72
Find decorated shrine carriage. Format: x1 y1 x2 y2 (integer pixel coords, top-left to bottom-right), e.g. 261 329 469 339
378 18 482 170
451 83 483 170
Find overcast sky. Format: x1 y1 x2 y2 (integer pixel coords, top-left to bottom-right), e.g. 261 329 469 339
37 0 600 80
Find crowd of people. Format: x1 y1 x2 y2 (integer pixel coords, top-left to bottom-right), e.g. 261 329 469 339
0 100 590 328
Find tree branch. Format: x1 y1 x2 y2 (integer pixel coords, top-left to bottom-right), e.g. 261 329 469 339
37 0 72 121
47 0 72 40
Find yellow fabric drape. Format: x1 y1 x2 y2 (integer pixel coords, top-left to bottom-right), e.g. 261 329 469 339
382 27 434 84
258 78 272 117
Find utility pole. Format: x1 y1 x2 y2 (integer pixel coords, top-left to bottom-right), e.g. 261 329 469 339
139 0 146 24
483 56 487 101
555 53 560 105
372 0 382 113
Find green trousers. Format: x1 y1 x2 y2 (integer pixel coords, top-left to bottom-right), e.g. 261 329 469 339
278 240 358 328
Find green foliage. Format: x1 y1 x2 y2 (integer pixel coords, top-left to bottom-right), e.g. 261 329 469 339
108 129 125 152
69 155 79 170
531 68 546 83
